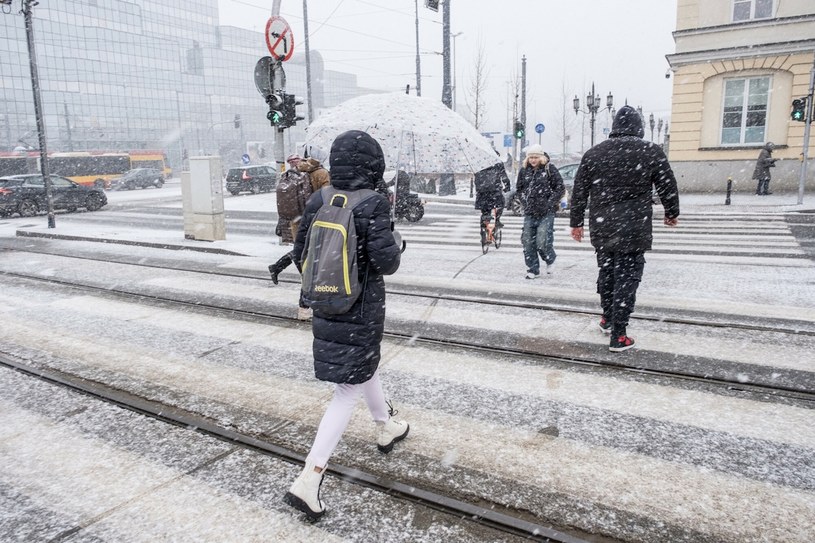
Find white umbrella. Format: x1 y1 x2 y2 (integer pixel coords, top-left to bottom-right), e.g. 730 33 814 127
303 93 499 175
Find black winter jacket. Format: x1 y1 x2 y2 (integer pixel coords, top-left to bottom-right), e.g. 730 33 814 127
569 105 680 253
474 162 511 211
515 162 564 217
293 130 401 384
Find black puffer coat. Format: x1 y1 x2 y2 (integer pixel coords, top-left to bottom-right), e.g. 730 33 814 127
474 162 511 211
293 130 401 385
569 105 680 253
515 162 564 217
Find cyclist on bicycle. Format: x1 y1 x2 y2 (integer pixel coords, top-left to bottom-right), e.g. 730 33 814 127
474 161 511 231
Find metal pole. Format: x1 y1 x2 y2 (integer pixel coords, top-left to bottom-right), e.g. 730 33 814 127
175 90 184 170
22 0 55 228
414 0 421 97
441 0 452 108
303 0 314 123
589 82 596 148
798 52 815 205
521 55 527 146
63 101 73 151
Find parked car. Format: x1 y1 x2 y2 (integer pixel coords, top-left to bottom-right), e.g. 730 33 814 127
225 165 277 195
505 162 579 215
0 174 107 217
111 168 164 190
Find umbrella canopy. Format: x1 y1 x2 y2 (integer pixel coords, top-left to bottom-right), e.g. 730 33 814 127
303 93 499 175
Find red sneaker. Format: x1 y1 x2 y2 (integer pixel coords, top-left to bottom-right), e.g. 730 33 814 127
609 335 635 352
599 317 612 334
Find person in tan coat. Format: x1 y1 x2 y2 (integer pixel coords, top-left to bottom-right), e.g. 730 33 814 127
298 145 330 192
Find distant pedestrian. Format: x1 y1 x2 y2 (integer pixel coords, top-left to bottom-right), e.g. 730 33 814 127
268 154 311 284
570 105 680 352
516 144 564 278
474 162 511 231
752 142 777 195
299 144 331 193
283 130 408 520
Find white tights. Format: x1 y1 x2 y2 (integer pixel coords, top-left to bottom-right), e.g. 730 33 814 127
305 370 390 468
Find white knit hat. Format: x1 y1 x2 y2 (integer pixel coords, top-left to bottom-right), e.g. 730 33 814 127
524 144 545 157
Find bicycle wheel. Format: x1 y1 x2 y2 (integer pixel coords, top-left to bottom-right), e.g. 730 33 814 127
482 240 490 254
494 227 502 249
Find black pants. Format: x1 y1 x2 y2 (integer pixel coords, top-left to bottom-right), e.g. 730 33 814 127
596 251 646 337
756 177 771 195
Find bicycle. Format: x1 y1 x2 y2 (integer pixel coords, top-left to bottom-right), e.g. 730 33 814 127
480 207 502 254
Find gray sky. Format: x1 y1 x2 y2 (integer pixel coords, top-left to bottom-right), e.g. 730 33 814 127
218 0 678 152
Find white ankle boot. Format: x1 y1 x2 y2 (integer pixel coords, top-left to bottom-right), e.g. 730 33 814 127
283 462 326 520
376 416 410 453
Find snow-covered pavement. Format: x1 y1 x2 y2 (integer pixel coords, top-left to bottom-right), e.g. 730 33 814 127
1 185 814 542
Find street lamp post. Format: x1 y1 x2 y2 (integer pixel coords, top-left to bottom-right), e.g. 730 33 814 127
649 113 655 142
573 82 613 147
451 31 463 111
657 118 664 145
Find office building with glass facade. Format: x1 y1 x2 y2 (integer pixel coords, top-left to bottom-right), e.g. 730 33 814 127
0 0 369 170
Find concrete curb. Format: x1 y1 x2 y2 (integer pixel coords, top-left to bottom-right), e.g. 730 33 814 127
15 230 250 256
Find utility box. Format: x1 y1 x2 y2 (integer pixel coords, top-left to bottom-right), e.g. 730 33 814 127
182 156 225 241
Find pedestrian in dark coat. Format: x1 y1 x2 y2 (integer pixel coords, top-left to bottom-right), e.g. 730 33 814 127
516 145 564 278
752 142 777 195
570 105 680 352
284 130 409 520
474 162 511 228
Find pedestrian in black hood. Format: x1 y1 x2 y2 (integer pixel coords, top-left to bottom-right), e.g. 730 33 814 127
752 141 777 195
569 105 680 352
284 130 409 520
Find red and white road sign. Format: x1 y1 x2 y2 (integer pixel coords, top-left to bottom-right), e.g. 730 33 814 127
265 16 294 62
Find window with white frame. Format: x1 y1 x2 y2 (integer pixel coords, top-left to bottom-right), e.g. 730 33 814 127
721 77 771 145
733 0 773 22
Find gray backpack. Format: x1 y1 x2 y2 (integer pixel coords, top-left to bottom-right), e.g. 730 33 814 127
301 186 378 315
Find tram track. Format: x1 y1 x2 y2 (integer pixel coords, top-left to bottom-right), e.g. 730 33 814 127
2 265 813 403
0 352 591 543
3 243 814 338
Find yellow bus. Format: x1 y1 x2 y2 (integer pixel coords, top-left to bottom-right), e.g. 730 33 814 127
48 152 131 188
1 150 172 189
128 150 172 179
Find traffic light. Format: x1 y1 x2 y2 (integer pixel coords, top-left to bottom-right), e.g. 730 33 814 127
283 93 305 128
514 120 525 140
791 97 807 122
266 91 284 127
233 114 241 129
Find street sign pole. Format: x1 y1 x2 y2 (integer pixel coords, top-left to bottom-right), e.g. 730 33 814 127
798 52 815 205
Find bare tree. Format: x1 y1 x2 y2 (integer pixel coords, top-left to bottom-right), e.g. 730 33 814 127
464 36 490 130
553 80 580 159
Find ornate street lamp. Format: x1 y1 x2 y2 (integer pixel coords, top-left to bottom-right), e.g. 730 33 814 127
574 82 613 147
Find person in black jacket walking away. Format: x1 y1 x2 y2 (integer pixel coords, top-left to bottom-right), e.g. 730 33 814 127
474 161 511 231
284 130 409 520
570 106 680 352
753 142 777 195
516 145 564 278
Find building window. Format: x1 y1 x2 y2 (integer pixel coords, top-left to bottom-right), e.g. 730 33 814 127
733 0 773 22
721 76 770 145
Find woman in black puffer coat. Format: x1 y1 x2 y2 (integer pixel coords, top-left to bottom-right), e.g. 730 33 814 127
284 130 410 520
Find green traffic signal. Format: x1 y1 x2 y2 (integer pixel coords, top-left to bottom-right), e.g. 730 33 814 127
267 109 283 125
514 120 525 139
791 98 807 122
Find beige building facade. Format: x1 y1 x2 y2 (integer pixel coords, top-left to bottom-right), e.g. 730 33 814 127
666 0 815 192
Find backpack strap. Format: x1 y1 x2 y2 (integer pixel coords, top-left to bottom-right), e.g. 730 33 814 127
320 186 379 210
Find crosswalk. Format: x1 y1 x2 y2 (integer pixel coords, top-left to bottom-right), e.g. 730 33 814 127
400 210 812 264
